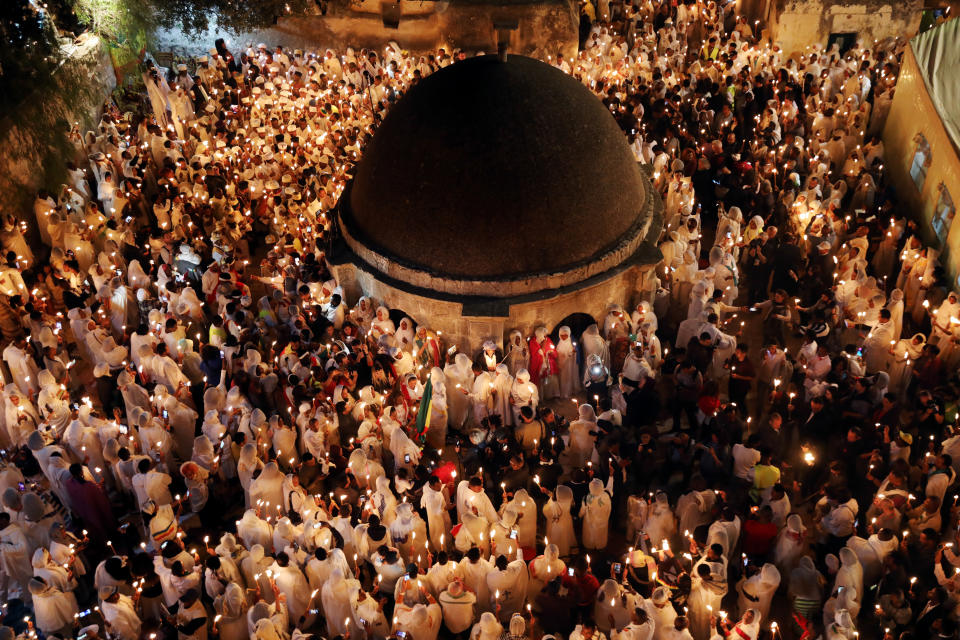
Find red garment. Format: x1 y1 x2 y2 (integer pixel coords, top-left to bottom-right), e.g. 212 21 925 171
698 394 721 417
561 572 600 607
65 477 117 541
528 337 558 387
741 518 778 556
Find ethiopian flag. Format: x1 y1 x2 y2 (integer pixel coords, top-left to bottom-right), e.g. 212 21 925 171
414 377 433 445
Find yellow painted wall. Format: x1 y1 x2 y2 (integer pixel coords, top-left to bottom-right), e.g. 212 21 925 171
883 43 960 281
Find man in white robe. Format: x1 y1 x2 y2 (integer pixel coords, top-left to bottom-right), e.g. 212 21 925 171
642 587 677 640
456 476 499 525
862 308 896 373
421 475 452 552
2 339 39 396
0 513 33 600
439 579 476 634
485 549 528 622
270 551 310 625
456 548 493 613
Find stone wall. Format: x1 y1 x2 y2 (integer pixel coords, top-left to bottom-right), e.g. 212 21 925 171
331 258 657 354
736 0 922 56
0 34 116 224
154 0 579 60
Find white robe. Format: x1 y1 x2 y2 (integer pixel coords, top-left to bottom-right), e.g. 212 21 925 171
544 486 576 557
580 478 613 550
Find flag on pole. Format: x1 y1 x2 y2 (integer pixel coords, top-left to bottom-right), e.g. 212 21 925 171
414 376 433 445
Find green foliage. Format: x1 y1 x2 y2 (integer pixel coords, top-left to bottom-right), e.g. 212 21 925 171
69 0 155 58
152 0 316 36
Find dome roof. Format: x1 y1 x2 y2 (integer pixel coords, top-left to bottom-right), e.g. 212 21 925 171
344 54 651 283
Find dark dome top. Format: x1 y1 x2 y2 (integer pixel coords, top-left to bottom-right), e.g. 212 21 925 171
346 54 649 280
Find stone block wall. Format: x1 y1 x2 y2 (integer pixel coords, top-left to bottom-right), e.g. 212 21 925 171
331 257 657 355
736 0 922 56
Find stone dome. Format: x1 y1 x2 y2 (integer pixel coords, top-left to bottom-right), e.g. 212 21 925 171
340 53 656 296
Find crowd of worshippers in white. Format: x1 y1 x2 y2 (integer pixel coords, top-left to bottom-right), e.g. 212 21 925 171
0 0 958 640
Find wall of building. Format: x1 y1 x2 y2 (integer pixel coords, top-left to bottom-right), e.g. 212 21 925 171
331 259 657 355
736 0 922 56
0 34 116 223
883 42 960 282
154 0 579 60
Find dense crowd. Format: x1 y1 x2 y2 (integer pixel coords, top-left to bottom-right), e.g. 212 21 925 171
0 1 955 640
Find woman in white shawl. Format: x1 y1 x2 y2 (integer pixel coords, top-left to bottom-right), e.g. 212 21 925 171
390 427 421 476
36 370 71 434
444 353 474 429
396 317 416 352
888 333 925 396
178 286 205 324
643 491 676 549
505 330 529 376
127 259 151 291
371 475 398 526
4 385 39 448
929 290 960 366
345 294 372 329
568 403 598 469
107 277 134 335
491 364 514 427
543 485 575 557
709 245 739 305
239 545 273 601
909 248 939 326
237 510 273 553
469 611 503 640
509 369 538 427
322 568 362 637
504 488 537 549
715 206 743 251
580 478 613 550
348 447 384 491
581 324 610 372
246 601 286 640
426 367 449 449
371 306 395 336
737 563 780 622
555 326 580 398
594 578 636 633
788 556 824 615
28 577 77 636
213 582 249 640
834 547 863 602
180 461 210 513
823 586 859 632
726 609 761 640
672 250 699 312
250 462 286 517
773 514 806 573
826 609 857 640
886 288 905 340
527 543 565 601
390 502 428 564
454 511 490 557
32 547 76 594
237 443 263 509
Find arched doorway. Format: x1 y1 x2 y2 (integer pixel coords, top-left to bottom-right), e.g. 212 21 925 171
549 312 597 344
388 308 418 331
